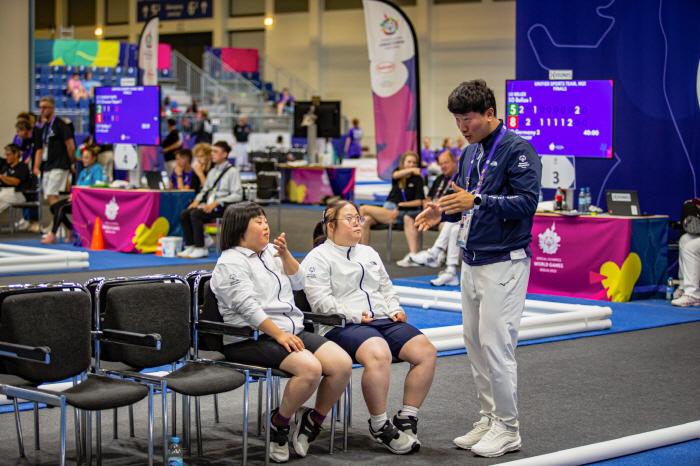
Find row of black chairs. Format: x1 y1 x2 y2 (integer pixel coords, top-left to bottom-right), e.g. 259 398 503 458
0 272 349 465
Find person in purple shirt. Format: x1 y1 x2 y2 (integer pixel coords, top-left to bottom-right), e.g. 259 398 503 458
452 136 467 160
169 148 201 192
277 88 295 115
344 118 363 158
420 137 436 178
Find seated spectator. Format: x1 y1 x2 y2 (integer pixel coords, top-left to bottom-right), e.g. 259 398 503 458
190 108 213 144
420 137 437 178
0 144 30 214
169 148 201 191
41 145 103 245
277 88 295 116
178 141 243 259
359 151 424 245
303 200 436 454
211 201 352 462
673 199 700 307
397 151 461 286
82 70 96 100
192 142 212 187
438 137 453 160
453 136 467 160
67 73 88 102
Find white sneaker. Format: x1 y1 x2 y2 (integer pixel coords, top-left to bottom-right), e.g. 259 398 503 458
397 253 420 268
291 407 322 458
471 422 521 458
204 234 215 249
15 219 29 231
453 417 492 450
672 294 700 307
430 269 459 287
188 247 209 259
263 409 290 463
392 412 420 449
177 246 196 258
368 419 417 454
673 287 683 300
410 249 441 268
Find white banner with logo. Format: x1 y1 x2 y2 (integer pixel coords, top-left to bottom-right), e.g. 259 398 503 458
138 16 159 86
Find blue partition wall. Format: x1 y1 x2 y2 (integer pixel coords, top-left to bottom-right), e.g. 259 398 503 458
516 0 700 219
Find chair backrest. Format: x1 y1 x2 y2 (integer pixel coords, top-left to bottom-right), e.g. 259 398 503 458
0 285 91 383
256 172 280 200
254 158 277 174
96 277 190 369
199 276 227 353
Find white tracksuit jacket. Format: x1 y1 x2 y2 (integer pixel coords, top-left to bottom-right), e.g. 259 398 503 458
211 245 305 345
301 239 403 335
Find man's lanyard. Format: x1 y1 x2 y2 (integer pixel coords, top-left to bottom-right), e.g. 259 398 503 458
43 117 56 146
465 125 507 194
437 172 458 198
215 162 230 192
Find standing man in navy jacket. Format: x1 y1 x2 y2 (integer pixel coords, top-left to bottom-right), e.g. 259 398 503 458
416 80 541 458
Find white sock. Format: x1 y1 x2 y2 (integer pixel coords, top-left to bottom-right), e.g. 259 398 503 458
446 265 458 275
428 247 442 258
370 413 388 431
399 405 419 418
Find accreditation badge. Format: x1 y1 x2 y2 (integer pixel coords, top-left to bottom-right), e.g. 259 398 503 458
456 210 473 249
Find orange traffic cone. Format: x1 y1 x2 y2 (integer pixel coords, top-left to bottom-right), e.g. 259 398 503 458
155 235 163 256
90 218 105 250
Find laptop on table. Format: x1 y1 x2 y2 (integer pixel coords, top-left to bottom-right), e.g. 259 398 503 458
606 190 642 216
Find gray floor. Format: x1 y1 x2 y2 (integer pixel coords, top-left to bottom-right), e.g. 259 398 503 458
0 206 699 465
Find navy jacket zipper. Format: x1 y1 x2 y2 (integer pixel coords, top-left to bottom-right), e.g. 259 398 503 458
347 248 373 317
259 252 296 334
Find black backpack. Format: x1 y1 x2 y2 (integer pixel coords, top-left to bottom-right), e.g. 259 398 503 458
680 199 700 235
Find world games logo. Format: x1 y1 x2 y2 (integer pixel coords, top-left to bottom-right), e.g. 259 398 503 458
538 222 561 255
145 32 153 48
380 13 398 35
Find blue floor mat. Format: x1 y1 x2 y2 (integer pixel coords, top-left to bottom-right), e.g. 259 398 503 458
0 240 306 276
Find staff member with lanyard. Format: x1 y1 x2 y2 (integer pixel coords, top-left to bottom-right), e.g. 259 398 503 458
34 96 76 207
178 141 243 259
415 80 541 458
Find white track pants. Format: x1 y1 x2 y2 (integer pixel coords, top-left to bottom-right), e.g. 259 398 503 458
432 222 461 267
460 257 530 427
678 233 700 299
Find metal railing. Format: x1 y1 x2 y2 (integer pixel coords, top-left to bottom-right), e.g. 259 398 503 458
256 50 318 101
168 112 292 134
170 50 233 113
202 52 266 103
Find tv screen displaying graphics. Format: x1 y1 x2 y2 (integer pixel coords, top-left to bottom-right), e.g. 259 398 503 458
505 80 614 158
293 101 341 139
94 86 161 146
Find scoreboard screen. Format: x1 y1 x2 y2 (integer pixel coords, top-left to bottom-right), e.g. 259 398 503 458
94 86 161 146
505 80 614 158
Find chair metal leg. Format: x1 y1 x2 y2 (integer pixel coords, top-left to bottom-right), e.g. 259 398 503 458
81 409 88 464
74 407 83 464
329 403 336 454
242 372 249 466
128 405 135 437
172 389 177 437
265 369 272 466
347 375 353 428
161 381 169 466
195 397 203 456
96 411 102 466
257 378 263 436
273 376 281 409
86 410 92 466
59 398 67 466
34 401 40 450
112 408 118 439
148 385 154 466
12 397 25 457
213 394 220 423
183 395 191 457
343 384 349 452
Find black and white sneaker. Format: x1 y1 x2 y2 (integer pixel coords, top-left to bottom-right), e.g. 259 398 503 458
393 412 420 449
291 407 323 457
368 419 418 454
263 408 290 463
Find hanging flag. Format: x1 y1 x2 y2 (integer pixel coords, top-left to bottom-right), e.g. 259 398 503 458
363 0 420 180
138 16 159 86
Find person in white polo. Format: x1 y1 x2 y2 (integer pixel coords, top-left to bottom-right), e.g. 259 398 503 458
34 96 75 208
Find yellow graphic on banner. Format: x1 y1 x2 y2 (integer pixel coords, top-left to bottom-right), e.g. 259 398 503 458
287 180 307 203
132 217 170 254
49 40 120 67
599 253 642 303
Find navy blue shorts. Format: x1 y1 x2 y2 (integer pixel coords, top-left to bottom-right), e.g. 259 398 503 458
324 318 423 362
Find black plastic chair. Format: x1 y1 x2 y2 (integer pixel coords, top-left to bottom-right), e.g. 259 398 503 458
87 274 253 465
0 281 156 466
187 270 350 460
254 171 282 231
9 174 42 235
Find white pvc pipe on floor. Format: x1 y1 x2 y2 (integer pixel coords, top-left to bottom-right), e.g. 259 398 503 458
0 261 89 274
0 253 89 266
501 420 700 466
0 244 79 256
0 244 90 273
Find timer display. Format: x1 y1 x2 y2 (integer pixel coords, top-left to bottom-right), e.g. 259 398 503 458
505 80 614 158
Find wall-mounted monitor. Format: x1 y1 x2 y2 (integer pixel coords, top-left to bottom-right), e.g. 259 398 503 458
505 80 614 158
94 85 161 146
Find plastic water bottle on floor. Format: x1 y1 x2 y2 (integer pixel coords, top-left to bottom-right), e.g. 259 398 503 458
666 278 674 301
168 437 183 466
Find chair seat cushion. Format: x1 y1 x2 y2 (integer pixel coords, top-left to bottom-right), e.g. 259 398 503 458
163 362 246 396
0 374 38 388
198 351 292 378
42 374 149 411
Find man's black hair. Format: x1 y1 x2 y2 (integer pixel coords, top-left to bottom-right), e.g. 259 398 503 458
447 79 497 117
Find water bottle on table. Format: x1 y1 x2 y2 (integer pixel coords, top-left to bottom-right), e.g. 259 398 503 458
168 437 183 466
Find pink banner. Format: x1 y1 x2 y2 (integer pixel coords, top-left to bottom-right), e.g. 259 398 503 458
72 187 160 253
221 47 259 73
285 169 334 204
158 43 171 70
528 215 632 300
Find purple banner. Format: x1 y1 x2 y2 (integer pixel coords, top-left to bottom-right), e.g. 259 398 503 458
73 187 160 253
363 0 420 180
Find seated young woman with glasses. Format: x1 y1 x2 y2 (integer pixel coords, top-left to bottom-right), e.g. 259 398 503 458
301 200 437 455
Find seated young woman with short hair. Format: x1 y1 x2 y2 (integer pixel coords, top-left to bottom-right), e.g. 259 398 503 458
302 200 437 455
210 201 352 463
